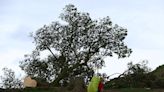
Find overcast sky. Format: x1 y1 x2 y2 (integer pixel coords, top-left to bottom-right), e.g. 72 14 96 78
0 0 164 78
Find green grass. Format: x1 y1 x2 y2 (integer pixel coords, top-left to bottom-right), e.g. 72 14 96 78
119 88 153 92
3 88 59 92
108 88 164 92
22 87 61 92
3 88 164 92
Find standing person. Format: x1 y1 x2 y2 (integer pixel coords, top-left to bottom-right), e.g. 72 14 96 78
98 78 104 92
87 76 100 92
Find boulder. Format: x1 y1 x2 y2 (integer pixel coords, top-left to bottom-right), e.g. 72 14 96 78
23 76 37 88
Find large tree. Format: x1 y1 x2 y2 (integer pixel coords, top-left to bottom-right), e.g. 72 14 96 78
20 4 132 86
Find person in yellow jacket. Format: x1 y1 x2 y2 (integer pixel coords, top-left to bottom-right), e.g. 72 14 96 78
87 76 100 92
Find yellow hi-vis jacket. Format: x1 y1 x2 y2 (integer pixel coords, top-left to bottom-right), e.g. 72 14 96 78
87 76 100 92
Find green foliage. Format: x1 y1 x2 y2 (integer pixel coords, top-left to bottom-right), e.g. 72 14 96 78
0 67 23 89
20 4 131 86
105 61 164 89
150 64 164 88
152 64 164 80
105 61 154 88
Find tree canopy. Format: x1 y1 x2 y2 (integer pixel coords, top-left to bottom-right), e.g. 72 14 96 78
20 4 132 86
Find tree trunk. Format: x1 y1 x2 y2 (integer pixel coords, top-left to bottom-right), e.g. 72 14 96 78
52 67 69 86
52 77 63 86
52 55 90 86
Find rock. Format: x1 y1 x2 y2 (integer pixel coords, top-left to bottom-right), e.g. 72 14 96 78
23 76 37 88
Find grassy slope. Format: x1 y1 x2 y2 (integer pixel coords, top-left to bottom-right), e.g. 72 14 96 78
105 88 164 92
151 64 164 79
4 88 164 92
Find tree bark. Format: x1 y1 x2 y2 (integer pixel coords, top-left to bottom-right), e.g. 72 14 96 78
52 65 69 86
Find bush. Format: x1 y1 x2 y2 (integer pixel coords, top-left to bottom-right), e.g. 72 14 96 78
0 67 23 89
104 61 157 89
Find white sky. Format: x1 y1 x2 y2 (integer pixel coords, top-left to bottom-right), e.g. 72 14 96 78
0 0 164 78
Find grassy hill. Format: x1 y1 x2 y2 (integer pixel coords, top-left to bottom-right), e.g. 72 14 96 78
108 88 164 92
151 64 164 79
